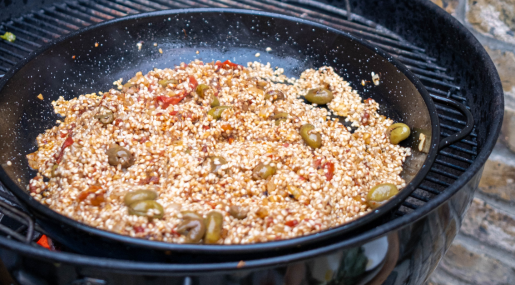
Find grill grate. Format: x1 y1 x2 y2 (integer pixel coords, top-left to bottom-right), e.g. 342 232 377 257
0 0 477 218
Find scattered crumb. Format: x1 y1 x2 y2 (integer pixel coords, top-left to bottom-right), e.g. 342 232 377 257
371 72 380 86
196 50 199 54
113 78 123 90
159 48 163 54
418 133 426 152
72 55 76 59
137 42 143 51
37 94 44 100
94 42 99 48
17 178 21 182
6 161 12 166
237 261 245 268
361 79 366 86
266 47 272 52
153 43 158 47
255 53 260 57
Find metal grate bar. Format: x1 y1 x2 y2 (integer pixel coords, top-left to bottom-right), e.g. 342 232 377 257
435 159 467 172
54 4 106 23
0 46 26 59
24 16 73 35
373 42 436 62
94 0 142 14
12 19 62 38
34 12 81 31
42 7 94 26
0 55 17 65
418 184 442 195
0 38 34 53
404 65 454 81
111 0 156 12
77 0 129 17
440 132 477 146
65 2 116 20
130 0 174 10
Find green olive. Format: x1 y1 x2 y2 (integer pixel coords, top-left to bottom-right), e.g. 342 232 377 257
252 162 277 180
210 96 220 107
94 106 114 125
366 183 399 209
207 106 231 120
128 200 164 219
388 123 411 144
229 205 248 219
305 88 333 105
181 211 203 220
265 90 285 102
204 211 224 244
256 80 268 90
196 84 210 98
50 164 59 177
107 144 135 168
272 112 288 126
124 189 158 206
299 124 322 149
207 156 228 175
158 79 178 87
177 218 206 243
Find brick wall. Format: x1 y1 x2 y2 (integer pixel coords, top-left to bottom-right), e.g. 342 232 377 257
428 1 515 284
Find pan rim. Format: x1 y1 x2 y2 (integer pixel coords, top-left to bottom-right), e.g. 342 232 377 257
0 8 440 254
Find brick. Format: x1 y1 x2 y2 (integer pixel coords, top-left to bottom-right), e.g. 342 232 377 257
501 95 515 152
467 0 515 44
478 141 515 200
437 239 515 284
461 198 515 255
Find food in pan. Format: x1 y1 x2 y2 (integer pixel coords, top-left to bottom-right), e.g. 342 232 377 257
26 60 411 244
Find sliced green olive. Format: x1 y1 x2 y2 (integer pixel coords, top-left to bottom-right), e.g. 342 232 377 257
177 218 206 243
272 112 288 126
94 106 114 125
128 200 164 219
204 211 224 244
265 90 285 102
207 156 228 175
252 162 277 180
181 211 203 220
210 96 220 107
107 144 135 168
196 84 210 98
366 183 399 209
158 79 178 87
305 88 333 105
50 164 59 178
299 124 322 149
207 106 231 120
229 205 248 219
124 189 158 206
388 123 410 144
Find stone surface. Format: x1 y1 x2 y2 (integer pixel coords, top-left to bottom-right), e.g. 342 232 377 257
461 198 515 254
436 240 515 285
483 47 515 93
501 95 515 152
467 0 515 45
478 141 515 200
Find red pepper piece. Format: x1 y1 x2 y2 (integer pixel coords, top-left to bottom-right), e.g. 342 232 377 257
37 235 54 250
323 162 335 181
156 95 184 109
188 75 198 90
285 220 299 227
55 135 74 163
215 60 243 70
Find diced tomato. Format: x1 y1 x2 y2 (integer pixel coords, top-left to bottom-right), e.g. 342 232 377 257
228 137 235 144
134 226 145 233
361 111 370 126
285 220 298 227
156 95 184 109
203 125 210 130
215 60 243 70
323 162 335 181
188 75 198 90
169 110 178 116
282 143 290 147
55 135 74 163
313 159 322 170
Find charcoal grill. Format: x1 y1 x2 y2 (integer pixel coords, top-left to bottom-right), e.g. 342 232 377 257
0 1 503 285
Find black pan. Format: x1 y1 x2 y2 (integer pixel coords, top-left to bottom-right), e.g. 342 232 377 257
0 9 473 261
